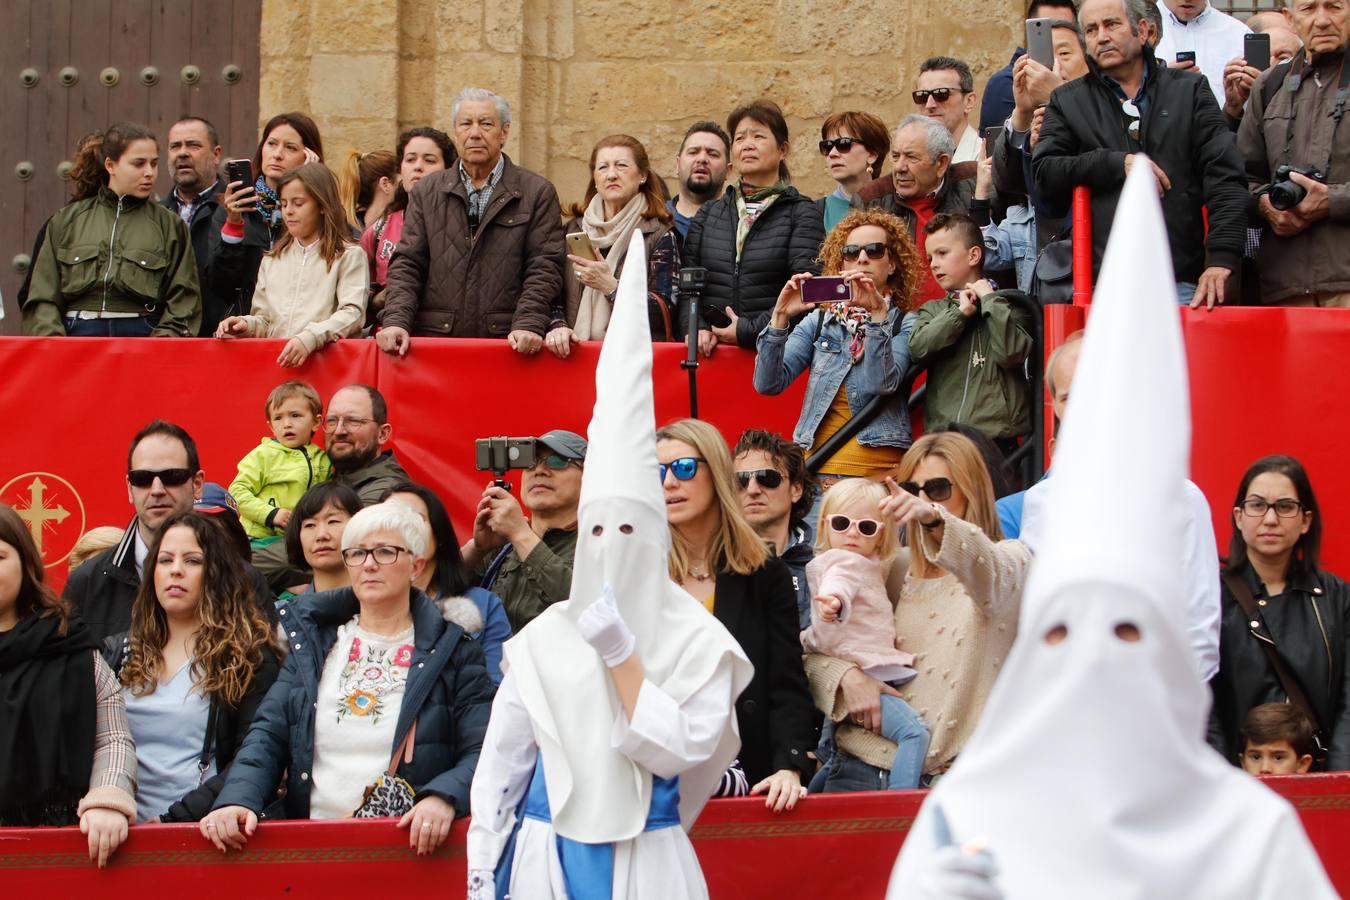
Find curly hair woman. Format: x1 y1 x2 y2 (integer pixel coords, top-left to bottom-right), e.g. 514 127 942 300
107 511 282 823
753 208 923 516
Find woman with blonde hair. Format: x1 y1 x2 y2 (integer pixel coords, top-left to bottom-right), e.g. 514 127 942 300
337 148 397 231
656 418 816 811
105 511 281 822
804 431 1030 791
754 208 923 514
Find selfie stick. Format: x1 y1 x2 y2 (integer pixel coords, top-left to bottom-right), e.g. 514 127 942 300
679 267 707 419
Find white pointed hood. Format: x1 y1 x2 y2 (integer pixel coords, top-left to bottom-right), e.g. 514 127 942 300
888 162 1335 899
503 233 753 844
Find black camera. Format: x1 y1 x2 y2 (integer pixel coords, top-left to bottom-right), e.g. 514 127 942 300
1269 165 1327 211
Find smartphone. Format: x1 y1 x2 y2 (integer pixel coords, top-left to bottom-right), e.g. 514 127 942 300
1025 17 1055 68
700 303 732 328
1244 32 1271 71
225 158 252 188
802 276 853 305
1175 50 1197 65
566 231 599 261
474 437 538 473
982 125 1003 157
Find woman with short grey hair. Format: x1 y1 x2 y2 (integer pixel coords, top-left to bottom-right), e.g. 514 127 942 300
200 503 495 856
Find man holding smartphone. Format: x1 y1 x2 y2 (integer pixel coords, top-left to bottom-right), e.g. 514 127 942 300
1153 0 1252 103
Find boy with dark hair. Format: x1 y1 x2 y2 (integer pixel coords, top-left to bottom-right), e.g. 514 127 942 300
229 381 333 544
909 212 1035 453
1241 704 1316 776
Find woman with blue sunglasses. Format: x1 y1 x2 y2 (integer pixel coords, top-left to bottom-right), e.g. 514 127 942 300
656 419 817 813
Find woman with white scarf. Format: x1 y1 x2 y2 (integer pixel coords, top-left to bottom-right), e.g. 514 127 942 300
545 135 679 357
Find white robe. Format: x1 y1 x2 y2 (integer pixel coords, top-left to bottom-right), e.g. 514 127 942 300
468 665 739 899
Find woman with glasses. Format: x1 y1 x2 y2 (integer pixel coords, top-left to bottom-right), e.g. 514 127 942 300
1209 455 1350 770
804 431 1031 791
381 482 512 683
201 502 494 854
656 419 817 811
104 513 281 824
815 112 892 233
754 209 923 520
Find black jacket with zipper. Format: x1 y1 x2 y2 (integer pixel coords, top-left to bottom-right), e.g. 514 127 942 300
679 186 824 348
163 179 235 336
1207 563 1350 770
100 632 282 822
1032 47 1248 283
205 205 283 326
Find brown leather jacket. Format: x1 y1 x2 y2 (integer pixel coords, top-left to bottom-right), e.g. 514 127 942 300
381 155 566 337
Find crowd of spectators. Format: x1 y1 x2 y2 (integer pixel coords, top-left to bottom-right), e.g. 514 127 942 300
3 0 1349 873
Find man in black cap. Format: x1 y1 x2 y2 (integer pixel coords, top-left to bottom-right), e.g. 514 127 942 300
461 429 585 632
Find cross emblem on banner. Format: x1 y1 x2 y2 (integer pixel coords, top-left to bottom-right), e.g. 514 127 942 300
16 477 71 556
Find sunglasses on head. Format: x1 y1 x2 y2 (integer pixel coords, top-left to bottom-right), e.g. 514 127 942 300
841 241 888 261
735 468 785 490
828 515 882 537
659 456 704 483
127 468 195 488
912 88 959 104
896 477 953 502
818 136 861 155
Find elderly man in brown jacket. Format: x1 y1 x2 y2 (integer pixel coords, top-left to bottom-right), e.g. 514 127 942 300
378 87 566 355
1237 0 1350 306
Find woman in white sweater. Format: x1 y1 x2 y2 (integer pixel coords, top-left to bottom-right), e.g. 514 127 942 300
805 431 1031 790
215 162 367 367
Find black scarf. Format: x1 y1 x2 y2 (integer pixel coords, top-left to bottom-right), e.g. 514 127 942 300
0 612 99 825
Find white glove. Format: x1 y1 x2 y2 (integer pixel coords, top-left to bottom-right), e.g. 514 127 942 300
919 845 1003 900
576 586 636 667
467 868 494 900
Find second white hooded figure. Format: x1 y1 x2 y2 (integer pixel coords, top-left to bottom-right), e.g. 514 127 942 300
466 232 754 900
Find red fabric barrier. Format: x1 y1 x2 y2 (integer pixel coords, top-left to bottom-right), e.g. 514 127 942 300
1072 186 1094 306
1041 306 1350 574
2 776 1347 897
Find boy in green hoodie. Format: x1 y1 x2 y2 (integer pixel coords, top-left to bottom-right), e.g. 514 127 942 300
229 381 333 545
909 213 1034 453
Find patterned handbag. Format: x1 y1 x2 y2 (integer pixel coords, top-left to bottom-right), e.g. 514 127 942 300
353 720 418 818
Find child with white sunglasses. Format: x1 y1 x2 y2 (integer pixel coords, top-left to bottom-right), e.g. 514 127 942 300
799 478 930 789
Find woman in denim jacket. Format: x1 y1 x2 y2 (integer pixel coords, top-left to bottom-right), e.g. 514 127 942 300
754 209 922 513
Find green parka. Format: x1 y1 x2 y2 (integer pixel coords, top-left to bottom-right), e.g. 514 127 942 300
22 188 201 336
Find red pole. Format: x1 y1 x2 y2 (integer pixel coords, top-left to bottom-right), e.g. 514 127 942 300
1072 186 1092 306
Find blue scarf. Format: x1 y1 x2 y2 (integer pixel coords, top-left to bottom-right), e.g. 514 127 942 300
253 176 282 228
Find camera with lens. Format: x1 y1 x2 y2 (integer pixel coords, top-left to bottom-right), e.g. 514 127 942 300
1268 164 1327 211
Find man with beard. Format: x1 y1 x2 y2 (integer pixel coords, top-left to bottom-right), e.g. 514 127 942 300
667 122 731 239
257 383 409 592
162 117 231 336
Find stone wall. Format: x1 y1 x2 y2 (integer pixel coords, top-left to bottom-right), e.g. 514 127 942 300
260 0 1024 204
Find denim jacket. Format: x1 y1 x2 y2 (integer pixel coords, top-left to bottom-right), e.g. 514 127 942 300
754 306 918 450
981 202 1037 294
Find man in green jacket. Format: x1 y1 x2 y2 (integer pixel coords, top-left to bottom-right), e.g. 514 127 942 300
461 430 584 633
22 123 201 337
909 213 1034 452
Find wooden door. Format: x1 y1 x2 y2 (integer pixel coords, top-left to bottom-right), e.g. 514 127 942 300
0 0 261 333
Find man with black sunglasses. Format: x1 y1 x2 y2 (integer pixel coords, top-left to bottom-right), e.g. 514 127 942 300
65 420 279 641
732 429 818 628
916 56 982 163
462 430 586 632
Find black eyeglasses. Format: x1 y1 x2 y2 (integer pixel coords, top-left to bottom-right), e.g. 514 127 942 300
736 469 785 490
897 477 953 502
913 88 960 105
819 137 860 155
1240 497 1303 518
841 242 888 261
323 415 374 432
128 468 195 488
828 515 882 537
659 457 704 483
341 545 409 567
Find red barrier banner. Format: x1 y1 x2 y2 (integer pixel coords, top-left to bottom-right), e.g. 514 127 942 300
2 776 1348 897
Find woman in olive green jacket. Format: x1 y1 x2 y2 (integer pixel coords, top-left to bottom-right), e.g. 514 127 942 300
21 122 201 337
